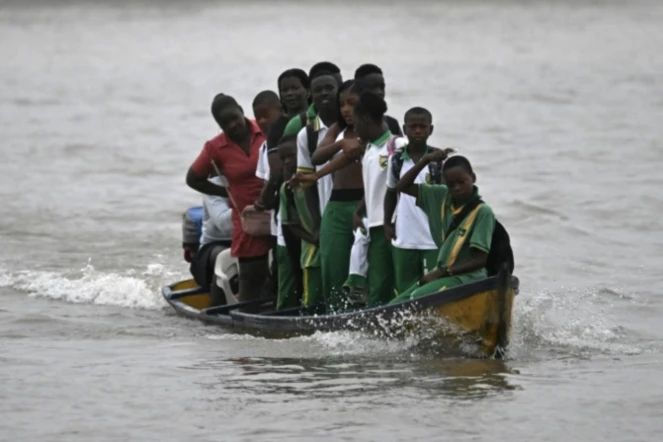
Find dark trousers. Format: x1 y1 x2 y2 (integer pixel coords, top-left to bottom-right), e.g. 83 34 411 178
238 254 270 302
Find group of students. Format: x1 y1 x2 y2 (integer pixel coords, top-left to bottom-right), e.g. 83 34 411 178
186 61 511 312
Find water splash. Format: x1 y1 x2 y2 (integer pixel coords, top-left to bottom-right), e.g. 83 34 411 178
0 260 185 310
508 286 645 358
203 286 645 360
0 261 646 358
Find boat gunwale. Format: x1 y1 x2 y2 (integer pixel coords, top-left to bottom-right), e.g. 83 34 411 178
227 275 518 332
162 274 518 333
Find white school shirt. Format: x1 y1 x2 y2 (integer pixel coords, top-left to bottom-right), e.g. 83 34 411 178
362 131 407 228
254 141 284 246
296 116 332 215
386 144 438 250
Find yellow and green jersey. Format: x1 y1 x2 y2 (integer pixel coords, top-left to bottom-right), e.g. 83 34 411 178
416 184 495 269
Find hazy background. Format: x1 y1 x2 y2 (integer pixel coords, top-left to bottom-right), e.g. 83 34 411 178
1 1 662 441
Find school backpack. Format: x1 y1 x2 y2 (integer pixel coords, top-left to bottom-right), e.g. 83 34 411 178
487 220 514 276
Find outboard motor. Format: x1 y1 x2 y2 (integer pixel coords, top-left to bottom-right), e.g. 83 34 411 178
182 206 203 263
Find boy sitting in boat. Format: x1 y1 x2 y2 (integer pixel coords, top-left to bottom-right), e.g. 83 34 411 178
389 154 495 304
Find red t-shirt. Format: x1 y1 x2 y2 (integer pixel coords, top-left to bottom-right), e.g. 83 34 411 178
190 119 271 258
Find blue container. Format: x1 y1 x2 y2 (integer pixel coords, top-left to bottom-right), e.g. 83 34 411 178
182 206 204 246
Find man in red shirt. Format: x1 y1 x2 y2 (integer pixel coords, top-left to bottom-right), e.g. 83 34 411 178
186 94 271 304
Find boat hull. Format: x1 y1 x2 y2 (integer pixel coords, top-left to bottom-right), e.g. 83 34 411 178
162 271 518 357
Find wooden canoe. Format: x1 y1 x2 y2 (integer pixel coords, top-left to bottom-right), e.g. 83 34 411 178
162 268 518 357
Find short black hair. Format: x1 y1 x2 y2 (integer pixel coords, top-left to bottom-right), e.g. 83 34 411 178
278 134 298 145
309 61 340 79
310 69 337 82
275 134 298 155
353 91 387 123
443 155 474 175
252 90 281 108
277 68 310 91
210 93 241 124
354 63 383 79
404 107 433 123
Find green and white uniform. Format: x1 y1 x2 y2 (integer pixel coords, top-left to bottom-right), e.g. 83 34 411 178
282 104 317 137
362 131 407 306
389 185 495 305
386 144 440 293
293 115 331 306
320 130 363 312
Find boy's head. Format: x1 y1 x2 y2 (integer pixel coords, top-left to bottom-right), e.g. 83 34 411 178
277 134 298 179
252 90 283 135
354 64 385 100
211 93 248 142
442 155 476 205
277 68 310 114
309 61 342 86
310 70 339 116
353 91 387 141
403 107 434 146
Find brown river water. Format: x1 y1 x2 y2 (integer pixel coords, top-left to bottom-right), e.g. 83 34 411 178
1 0 662 440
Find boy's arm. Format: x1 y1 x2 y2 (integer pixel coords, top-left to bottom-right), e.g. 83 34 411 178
396 148 454 197
394 159 428 198
315 152 355 178
256 150 283 210
383 154 399 239
383 190 398 241
311 123 344 165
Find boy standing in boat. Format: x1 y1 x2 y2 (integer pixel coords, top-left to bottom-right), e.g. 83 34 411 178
309 80 364 312
384 107 444 293
354 64 402 136
293 69 340 306
252 90 288 297
275 134 307 309
389 154 495 304
282 62 342 138
291 91 406 307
